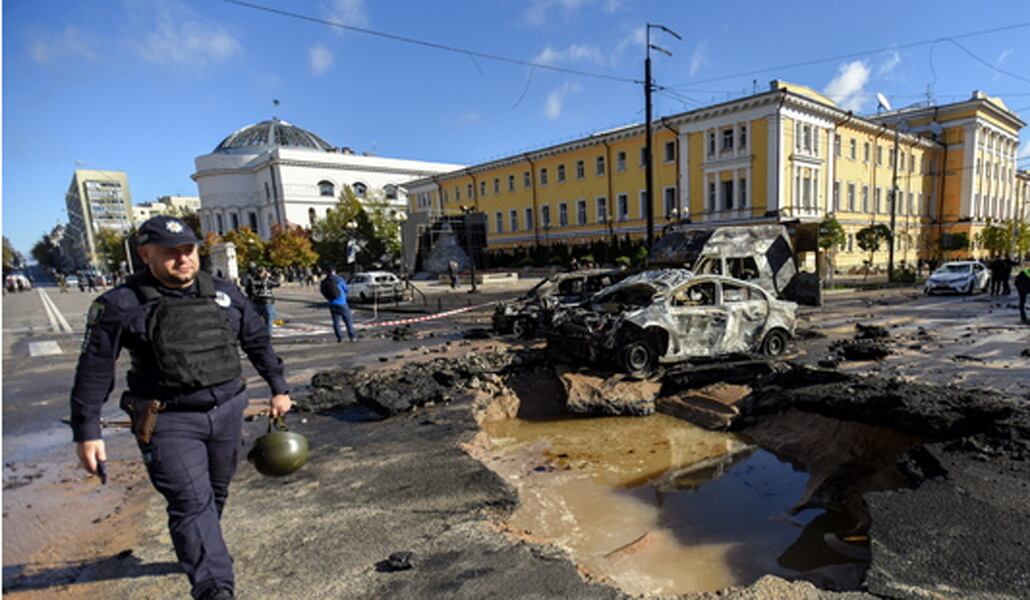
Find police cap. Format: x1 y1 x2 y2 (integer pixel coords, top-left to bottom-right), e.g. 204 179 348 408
137 215 201 247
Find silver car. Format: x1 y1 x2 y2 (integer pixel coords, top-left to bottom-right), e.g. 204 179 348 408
545 269 797 377
924 261 990 295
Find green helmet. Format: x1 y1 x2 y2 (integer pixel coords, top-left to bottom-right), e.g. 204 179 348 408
247 417 309 477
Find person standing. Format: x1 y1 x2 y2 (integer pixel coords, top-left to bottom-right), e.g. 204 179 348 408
244 265 280 335
320 267 355 342
998 256 1014 296
988 256 1005 296
69 215 292 600
1016 265 1030 324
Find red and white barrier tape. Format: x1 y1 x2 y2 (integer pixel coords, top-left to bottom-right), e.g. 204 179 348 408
354 301 496 329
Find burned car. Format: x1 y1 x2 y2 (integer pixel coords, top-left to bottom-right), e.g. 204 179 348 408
493 268 628 337
544 269 797 377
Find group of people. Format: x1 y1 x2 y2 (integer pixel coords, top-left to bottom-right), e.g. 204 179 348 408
241 263 356 343
987 256 1018 296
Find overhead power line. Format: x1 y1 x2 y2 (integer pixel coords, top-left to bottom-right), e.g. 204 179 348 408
667 21 1030 89
221 0 642 85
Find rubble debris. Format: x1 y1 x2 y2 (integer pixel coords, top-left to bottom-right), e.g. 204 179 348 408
377 551 416 572
794 328 827 340
854 323 890 339
835 340 891 361
388 326 417 341
557 367 660 416
656 383 752 430
463 328 493 340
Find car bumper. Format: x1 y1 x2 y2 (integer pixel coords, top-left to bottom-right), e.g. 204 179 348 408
925 279 973 293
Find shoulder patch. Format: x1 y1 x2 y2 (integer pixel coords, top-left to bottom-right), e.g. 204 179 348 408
86 301 106 325
214 290 231 308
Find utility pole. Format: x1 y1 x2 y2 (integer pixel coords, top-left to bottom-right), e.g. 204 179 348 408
888 118 909 283
644 23 681 251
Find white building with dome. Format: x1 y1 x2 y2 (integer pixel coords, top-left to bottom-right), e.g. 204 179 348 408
191 118 463 239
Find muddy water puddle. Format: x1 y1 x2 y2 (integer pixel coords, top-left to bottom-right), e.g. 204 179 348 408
479 414 867 595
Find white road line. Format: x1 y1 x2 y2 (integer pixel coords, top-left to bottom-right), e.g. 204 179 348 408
37 289 59 332
38 289 74 333
28 341 63 357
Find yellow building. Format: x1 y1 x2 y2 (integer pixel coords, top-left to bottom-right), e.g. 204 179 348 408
404 81 1025 271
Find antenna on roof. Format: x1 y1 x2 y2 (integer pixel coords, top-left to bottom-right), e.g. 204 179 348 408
876 92 892 114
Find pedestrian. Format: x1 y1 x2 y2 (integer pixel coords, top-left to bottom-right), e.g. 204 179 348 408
1016 265 1030 324
87 274 99 292
243 265 280 335
69 215 291 600
58 273 69 293
987 256 1003 296
448 259 459 289
77 274 86 293
999 257 1014 296
320 266 356 342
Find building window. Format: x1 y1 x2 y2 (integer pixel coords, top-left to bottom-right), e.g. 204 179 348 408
834 134 841 157
708 132 716 156
863 142 870 163
307 208 316 226
849 139 856 160
267 213 274 234
216 214 224 234
353 182 367 197
596 156 605 175
576 160 584 179
833 181 840 211
664 187 676 217
318 180 335 197
559 202 568 227
470 183 476 198
640 146 647 167
493 178 500 194
875 188 882 214
596 197 608 222
739 178 747 208
617 194 629 221
248 212 258 230
722 180 734 210
508 175 515 192
877 146 883 166
664 141 676 162
708 182 716 211
495 211 503 233
616 151 627 171
525 207 534 230
510 209 518 231
908 192 914 215
576 199 587 225
264 181 271 201
796 123 817 155
639 191 648 220
847 183 855 212
722 129 734 151
455 187 461 201
899 153 905 171
541 205 551 227
557 164 566 182
862 185 869 212
739 125 747 149
386 185 399 200
230 213 239 230
540 168 549 185
524 171 531 188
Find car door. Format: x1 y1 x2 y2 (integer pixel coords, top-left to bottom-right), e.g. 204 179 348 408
718 281 769 353
667 280 727 358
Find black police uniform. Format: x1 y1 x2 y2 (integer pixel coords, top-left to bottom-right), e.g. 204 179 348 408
69 216 288 600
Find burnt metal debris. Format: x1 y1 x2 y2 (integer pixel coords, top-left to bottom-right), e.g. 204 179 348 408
492 268 629 338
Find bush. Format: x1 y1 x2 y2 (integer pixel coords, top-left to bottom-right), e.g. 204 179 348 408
615 255 631 267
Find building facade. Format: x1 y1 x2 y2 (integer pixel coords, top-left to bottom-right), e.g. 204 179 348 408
192 118 463 240
64 169 133 270
133 195 201 222
404 81 1025 272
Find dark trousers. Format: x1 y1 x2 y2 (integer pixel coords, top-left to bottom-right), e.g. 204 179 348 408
330 304 355 341
138 393 247 598
1017 275 1030 323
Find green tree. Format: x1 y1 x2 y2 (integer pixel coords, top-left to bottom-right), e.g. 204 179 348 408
856 224 891 281
818 217 846 287
975 219 1010 257
267 224 319 269
94 228 129 273
311 185 400 270
222 227 267 269
32 239 57 270
3 237 22 274
171 207 202 236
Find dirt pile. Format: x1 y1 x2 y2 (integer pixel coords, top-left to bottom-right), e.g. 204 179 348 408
557 367 660 416
829 323 893 361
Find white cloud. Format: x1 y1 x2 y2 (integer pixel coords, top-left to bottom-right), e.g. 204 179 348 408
877 51 901 77
997 48 1015 65
544 81 582 120
613 26 645 60
689 41 709 76
824 60 871 112
327 0 369 29
309 44 334 75
460 112 481 123
29 26 99 65
524 0 618 26
534 43 605 66
134 2 240 68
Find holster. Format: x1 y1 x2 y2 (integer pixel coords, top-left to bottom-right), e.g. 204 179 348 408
120 393 165 444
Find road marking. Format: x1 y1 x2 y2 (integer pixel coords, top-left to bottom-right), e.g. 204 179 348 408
28 341 63 357
37 289 73 334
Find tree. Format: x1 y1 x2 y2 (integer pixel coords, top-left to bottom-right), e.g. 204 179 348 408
975 219 1010 257
856 224 891 281
1012 218 1030 258
222 227 267 269
94 228 129 273
3 237 23 274
311 185 399 271
172 207 202 236
818 217 846 287
32 239 57 270
267 224 318 269
200 231 222 258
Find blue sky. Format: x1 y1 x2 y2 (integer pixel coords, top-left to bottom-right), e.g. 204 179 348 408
4 0 1030 255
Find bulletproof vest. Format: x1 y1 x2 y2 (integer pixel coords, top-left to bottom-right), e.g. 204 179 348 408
133 271 242 392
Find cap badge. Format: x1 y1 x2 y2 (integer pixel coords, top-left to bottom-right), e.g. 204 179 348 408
165 220 184 233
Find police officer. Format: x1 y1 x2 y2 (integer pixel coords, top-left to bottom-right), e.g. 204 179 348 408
69 215 292 600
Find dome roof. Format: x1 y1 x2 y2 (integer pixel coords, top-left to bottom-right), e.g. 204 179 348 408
213 118 333 154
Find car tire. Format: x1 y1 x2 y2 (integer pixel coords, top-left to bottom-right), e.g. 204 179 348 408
761 329 789 357
620 338 658 379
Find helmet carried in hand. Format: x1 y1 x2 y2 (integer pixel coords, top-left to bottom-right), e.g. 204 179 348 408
247 417 309 477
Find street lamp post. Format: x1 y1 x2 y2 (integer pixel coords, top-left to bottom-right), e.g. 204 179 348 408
887 119 909 283
459 205 478 293
644 23 681 251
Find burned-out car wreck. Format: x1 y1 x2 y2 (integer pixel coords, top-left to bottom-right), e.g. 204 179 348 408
492 268 627 337
544 269 797 377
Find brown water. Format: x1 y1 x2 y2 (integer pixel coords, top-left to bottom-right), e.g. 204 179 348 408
479 414 866 595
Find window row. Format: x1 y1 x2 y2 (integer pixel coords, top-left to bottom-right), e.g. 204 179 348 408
489 189 680 233
315 180 395 200
832 135 929 174
707 124 748 157
831 181 933 216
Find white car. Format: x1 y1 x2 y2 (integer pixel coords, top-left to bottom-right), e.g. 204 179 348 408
347 271 404 303
924 261 990 295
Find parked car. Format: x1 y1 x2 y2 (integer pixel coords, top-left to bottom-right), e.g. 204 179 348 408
924 261 990 295
544 269 797 378
347 271 404 303
492 268 629 337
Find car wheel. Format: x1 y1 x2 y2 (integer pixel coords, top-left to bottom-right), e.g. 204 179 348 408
965 280 975 295
620 338 658 379
761 329 789 357
511 319 532 338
